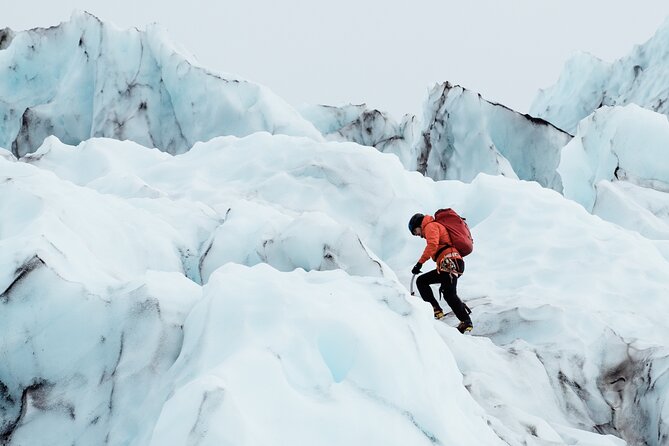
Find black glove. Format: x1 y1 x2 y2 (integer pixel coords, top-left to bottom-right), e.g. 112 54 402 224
411 262 422 275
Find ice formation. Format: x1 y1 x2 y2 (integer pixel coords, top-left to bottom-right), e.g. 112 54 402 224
302 84 573 192
416 82 572 191
299 103 419 169
531 17 669 133
1 133 667 445
1 12 669 446
0 12 321 158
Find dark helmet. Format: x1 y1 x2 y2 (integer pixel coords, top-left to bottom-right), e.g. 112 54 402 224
408 213 424 234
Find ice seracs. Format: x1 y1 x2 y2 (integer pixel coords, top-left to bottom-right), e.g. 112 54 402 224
1 12 574 191
530 18 669 256
299 103 419 169
531 17 669 133
2 133 669 445
0 11 321 157
416 82 572 191
2 12 669 446
558 104 669 244
303 84 573 192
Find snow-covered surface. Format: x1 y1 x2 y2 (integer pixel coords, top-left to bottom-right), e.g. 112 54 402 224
301 85 573 192
531 18 669 259
0 12 573 192
558 105 669 246
417 83 572 191
1 131 668 445
531 17 669 133
2 12 669 446
299 103 419 169
0 12 321 157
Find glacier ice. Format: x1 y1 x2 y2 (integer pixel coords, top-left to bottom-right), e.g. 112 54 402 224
416 82 572 191
2 133 669 445
531 17 669 133
2 11 669 446
1 13 576 194
558 105 669 246
299 103 419 170
0 12 321 158
301 84 573 192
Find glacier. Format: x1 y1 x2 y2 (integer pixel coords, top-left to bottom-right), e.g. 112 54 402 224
3 134 669 445
558 104 669 249
530 18 669 250
416 82 572 191
0 11 321 158
0 12 574 190
298 103 420 170
531 17 669 134
2 11 669 446
300 83 573 192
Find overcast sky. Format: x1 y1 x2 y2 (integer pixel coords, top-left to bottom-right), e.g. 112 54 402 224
4 0 669 119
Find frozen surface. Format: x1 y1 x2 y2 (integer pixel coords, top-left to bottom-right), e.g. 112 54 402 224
302 85 573 192
1 14 574 193
1 133 667 445
558 104 669 250
532 17 669 133
416 83 572 191
299 103 419 169
2 12 669 446
0 12 321 157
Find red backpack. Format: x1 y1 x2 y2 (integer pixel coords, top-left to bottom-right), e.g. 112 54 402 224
434 208 474 257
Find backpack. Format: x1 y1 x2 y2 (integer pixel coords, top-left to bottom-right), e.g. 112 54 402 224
433 208 474 257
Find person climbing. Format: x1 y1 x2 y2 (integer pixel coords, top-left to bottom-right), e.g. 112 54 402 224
408 211 473 334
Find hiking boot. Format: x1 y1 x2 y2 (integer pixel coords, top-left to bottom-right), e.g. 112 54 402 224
434 309 446 320
457 320 473 334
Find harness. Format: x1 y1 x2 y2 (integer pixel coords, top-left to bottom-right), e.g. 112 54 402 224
424 221 464 279
435 245 463 279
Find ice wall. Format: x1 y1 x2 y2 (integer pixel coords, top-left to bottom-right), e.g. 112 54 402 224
532 18 669 133
417 82 572 191
0 12 321 157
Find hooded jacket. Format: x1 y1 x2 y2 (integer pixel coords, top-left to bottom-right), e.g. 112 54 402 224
418 215 453 264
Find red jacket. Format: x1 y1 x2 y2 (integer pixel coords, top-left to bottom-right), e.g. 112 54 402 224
418 215 453 264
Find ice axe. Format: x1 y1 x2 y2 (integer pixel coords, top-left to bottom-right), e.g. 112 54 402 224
410 274 416 296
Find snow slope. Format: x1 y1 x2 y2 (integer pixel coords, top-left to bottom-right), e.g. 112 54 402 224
1 133 667 445
0 12 321 157
558 104 669 251
531 17 669 133
2 11 669 446
531 14 669 248
1 13 574 194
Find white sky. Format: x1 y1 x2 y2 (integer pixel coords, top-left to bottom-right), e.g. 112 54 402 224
4 0 669 119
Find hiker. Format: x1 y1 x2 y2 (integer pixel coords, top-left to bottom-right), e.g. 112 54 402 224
408 212 473 333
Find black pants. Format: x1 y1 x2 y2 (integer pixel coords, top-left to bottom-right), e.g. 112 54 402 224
416 260 470 322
